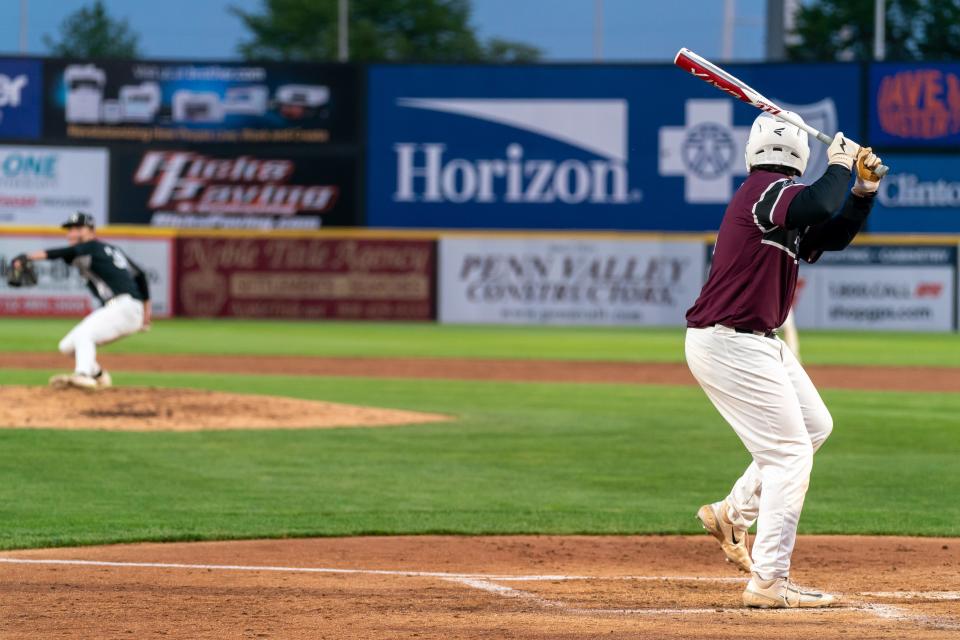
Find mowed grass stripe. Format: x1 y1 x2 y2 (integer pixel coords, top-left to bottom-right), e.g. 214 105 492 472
0 369 956 549
2 318 960 367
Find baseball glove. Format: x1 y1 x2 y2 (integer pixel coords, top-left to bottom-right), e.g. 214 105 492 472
7 255 38 287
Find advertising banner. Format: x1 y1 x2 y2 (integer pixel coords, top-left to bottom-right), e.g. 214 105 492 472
0 145 108 226
867 154 960 232
793 245 956 331
869 62 960 148
109 146 358 230
438 237 705 325
0 58 42 139
0 232 173 317
175 237 435 320
367 63 861 231
44 60 358 145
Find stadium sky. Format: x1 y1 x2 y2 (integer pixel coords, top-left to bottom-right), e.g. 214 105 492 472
0 0 766 62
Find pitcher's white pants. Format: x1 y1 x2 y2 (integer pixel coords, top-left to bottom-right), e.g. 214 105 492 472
685 325 833 580
58 294 144 376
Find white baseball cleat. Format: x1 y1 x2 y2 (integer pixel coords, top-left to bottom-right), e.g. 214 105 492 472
95 369 112 388
49 372 98 390
49 374 68 388
742 576 838 608
696 500 753 573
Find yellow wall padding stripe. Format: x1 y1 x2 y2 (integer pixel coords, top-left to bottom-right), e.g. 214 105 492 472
1 225 958 245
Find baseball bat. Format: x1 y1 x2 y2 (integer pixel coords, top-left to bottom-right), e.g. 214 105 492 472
674 47 889 178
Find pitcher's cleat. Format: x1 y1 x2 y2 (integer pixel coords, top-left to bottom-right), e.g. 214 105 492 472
743 576 838 608
94 369 112 388
49 372 98 390
697 501 753 572
49 373 70 388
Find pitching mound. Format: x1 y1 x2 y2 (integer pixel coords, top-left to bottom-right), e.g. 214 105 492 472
0 385 449 432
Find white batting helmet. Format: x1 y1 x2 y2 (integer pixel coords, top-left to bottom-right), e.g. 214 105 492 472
744 111 810 176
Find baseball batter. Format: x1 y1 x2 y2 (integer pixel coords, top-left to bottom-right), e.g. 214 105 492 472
684 113 884 608
13 212 151 390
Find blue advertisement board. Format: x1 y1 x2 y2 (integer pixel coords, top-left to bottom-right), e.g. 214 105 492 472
0 59 42 139
869 62 960 148
366 63 861 230
869 154 960 232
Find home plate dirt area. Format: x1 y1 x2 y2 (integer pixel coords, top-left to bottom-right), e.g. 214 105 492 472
0 536 957 639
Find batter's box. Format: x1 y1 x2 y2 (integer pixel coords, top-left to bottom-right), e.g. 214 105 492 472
447 575 756 614
500 576 743 611
449 575 960 631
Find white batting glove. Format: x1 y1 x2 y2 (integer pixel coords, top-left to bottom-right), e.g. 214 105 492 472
852 147 884 196
827 132 856 171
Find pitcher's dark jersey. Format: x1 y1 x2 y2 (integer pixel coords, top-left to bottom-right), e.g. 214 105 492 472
45 240 150 304
686 170 809 332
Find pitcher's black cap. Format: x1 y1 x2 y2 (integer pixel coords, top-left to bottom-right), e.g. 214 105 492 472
61 212 96 229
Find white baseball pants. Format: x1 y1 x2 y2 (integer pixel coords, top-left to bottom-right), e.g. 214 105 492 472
58 294 145 376
684 325 833 580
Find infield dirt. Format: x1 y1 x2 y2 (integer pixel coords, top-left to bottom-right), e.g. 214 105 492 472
0 535 957 639
6 352 960 392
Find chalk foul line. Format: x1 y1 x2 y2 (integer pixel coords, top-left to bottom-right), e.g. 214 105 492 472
1 556 957 630
860 591 960 601
0 557 740 583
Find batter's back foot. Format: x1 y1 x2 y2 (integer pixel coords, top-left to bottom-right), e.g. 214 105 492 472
743 576 838 608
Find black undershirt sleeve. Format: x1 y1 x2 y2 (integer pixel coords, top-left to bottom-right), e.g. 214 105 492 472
798 193 875 261
44 245 78 261
784 164 852 229
46 241 96 262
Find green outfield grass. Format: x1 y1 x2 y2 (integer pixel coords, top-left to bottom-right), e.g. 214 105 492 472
1 317 960 366
0 366 957 549
0 319 957 549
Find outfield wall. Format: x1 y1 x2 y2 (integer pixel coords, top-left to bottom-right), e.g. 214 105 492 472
3 57 960 233
437 236 706 326
793 245 957 332
175 235 434 320
1 226 958 331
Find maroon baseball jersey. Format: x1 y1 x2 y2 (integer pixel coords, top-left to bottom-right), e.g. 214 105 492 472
686 170 810 332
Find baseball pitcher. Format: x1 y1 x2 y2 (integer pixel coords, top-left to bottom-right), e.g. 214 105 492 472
684 113 884 608
9 212 151 390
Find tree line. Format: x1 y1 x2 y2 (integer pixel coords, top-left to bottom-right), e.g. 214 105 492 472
41 0 960 62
